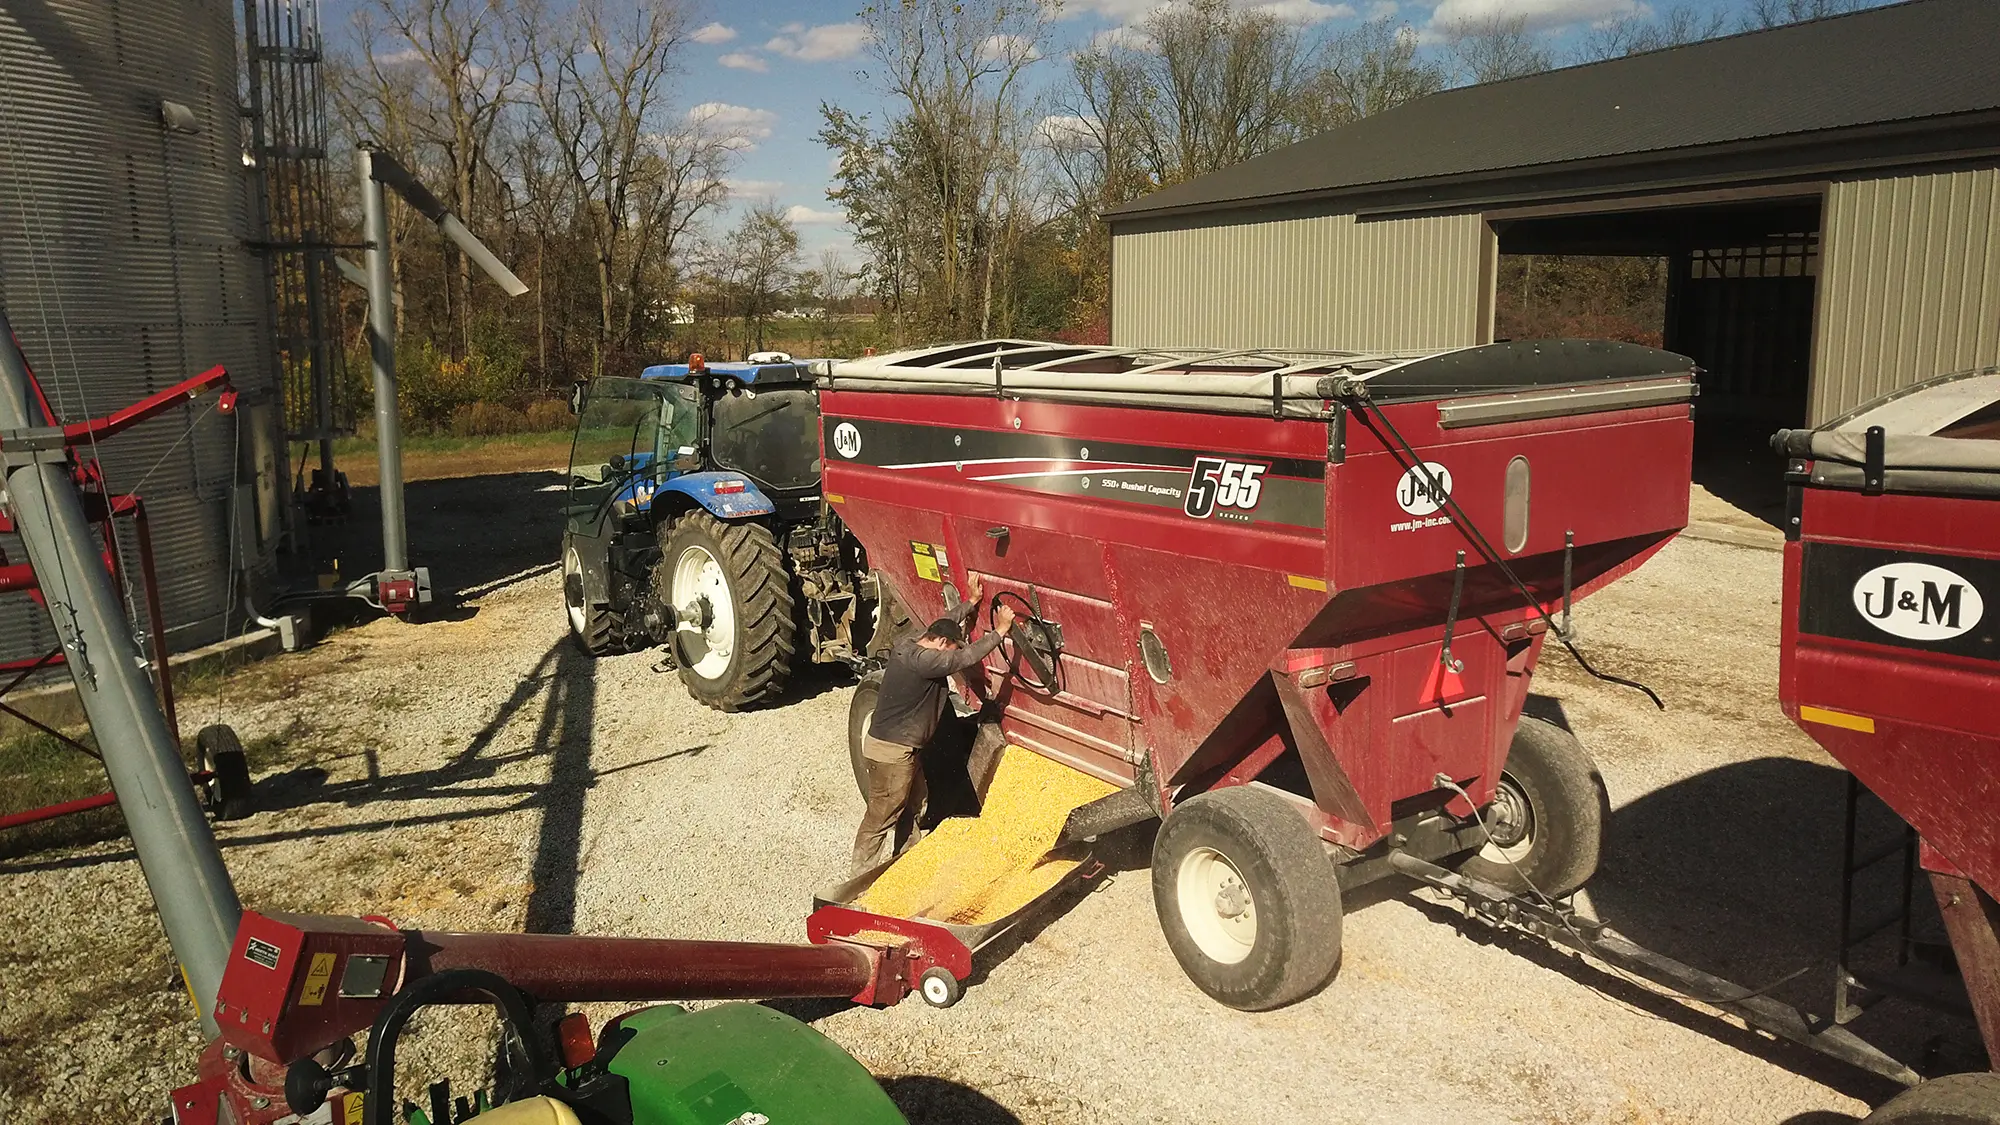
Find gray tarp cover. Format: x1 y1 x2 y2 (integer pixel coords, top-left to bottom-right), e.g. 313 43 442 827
1774 369 2000 474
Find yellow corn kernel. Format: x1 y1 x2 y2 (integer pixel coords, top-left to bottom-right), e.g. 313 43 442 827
854 746 1116 925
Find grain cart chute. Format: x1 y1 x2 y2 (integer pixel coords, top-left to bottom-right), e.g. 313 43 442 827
810 338 1698 1010
560 354 878 710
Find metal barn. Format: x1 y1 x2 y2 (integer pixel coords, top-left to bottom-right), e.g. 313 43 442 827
1105 0 2000 433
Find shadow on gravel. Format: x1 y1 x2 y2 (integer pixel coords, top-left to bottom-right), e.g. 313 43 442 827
879 1076 1024 1124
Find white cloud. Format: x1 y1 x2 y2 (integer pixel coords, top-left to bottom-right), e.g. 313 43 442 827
1087 24 1152 51
1061 0 1162 18
375 46 424 64
718 50 767 71
1036 113 1099 146
765 22 871 61
1368 0 1400 15
980 33 1044 62
784 204 846 225
1429 0 1646 31
691 21 736 44
688 102 778 151
726 178 785 199
1252 0 1354 21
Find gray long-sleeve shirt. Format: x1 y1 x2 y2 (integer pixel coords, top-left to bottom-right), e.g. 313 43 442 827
866 598 1003 750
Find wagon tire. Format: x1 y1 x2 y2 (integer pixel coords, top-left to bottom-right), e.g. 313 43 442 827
848 673 881 799
918 967 963 1009
562 536 620 657
195 724 254 822
1457 715 1606 898
1152 786 1342 1011
1863 1073 2000 1124
658 512 795 711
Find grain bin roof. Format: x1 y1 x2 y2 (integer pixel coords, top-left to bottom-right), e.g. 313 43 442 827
1105 0 2000 223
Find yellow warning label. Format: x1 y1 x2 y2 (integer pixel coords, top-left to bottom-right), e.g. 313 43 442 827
1801 705 1875 733
825 492 845 505
299 951 337 1006
911 541 941 582
341 1091 365 1125
1287 574 1328 592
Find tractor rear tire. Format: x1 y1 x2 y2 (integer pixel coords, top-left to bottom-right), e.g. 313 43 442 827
1457 715 1606 898
658 512 796 712
195 724 254 822
562 536 619 657
1863 1074 2000 1124
1152 785 1343 1011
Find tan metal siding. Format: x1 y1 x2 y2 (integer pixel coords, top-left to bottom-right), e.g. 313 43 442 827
1814 168 2000 422
1110 211 1491 351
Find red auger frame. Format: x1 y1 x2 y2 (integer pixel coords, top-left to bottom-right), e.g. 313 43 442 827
0 359 236 831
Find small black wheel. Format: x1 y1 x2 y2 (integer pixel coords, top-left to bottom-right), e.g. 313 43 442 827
849 673 881 800
195 724 254 821
1151 785 1343 1011
1864 1073 2000 1124
918 966 962 1008
562 535 619 656
1457 716 1606 898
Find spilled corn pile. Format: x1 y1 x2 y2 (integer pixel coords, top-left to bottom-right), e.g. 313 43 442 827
854 746 1115 925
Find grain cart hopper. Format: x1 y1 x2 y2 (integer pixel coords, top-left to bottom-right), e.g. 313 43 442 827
561 354 878 710
1767 367 2000 1121
810 338 1697 1011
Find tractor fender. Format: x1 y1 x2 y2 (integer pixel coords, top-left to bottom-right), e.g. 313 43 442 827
655 471 777 521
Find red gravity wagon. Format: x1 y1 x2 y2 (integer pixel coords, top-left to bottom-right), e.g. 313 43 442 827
814 338 1696 1011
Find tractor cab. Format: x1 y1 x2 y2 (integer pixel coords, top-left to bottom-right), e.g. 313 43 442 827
631 353 827 519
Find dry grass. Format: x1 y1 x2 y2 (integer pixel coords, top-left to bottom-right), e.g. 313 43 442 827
333 431 574 487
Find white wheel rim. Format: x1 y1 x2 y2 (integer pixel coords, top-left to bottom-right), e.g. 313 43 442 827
1480 774 1536 864
1176 846 1256 965
562 546 587 636
923 974 951 1004
671 543 735 680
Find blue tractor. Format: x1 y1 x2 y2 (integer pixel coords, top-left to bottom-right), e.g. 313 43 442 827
560 354 887 710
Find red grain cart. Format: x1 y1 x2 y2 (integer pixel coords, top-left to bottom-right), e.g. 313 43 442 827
816 338 1695 1011
1775 367 2000 1119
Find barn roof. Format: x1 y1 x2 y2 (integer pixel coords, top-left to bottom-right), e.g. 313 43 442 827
1105 0 2000 223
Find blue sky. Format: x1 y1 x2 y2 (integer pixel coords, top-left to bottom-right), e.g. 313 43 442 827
325 0 1766 263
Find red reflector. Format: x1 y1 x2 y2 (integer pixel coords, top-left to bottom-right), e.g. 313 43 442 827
715 480 747 494
556 1012 594 1069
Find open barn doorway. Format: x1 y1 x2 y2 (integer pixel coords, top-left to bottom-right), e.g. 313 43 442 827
1491 196 1823 531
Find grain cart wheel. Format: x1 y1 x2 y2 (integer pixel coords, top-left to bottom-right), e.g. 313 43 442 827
195 724 254 821
1457 715 1606 898
1863 1073 2000 1124
562 536 618 657
918 966 964 1008
1152 786 1343 1011
659 512 796 712
848 672 882 797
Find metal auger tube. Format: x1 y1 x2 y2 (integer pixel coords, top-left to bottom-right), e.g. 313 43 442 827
0 314 242 1034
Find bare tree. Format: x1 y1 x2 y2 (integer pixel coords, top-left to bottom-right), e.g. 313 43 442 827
1742 0 1861 29
523 0 729 366
1580 5 1729 59
358 0 524 352
1442 14 1554 85
1294 16 1447 130
706 203 800 354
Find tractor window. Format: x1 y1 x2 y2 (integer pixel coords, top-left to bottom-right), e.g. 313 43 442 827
711 385 821 491
568 378 693 487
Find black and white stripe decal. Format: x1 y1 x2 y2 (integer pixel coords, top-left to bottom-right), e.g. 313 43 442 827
825 416 1326 529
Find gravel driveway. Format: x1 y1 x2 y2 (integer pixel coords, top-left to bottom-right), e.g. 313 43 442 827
1 526 1973 1124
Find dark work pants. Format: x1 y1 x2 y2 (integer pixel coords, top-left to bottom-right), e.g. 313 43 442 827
853 738 928 874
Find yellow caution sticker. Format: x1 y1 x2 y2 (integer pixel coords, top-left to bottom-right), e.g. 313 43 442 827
299 951 337 1006
1287 574 1328 592
1801 705 1875 734
911 541 941 582
342 1091 365 1125
825 492 845 505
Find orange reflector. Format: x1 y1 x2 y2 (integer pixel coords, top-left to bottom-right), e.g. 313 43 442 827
1287 574 1327 592
1801 705 1875 733
557 1012 594 1069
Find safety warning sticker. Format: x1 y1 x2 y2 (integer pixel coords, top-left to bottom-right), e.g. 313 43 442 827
911 541 942 582
299 951 338 1006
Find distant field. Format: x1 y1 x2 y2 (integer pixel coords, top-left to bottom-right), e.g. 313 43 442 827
331 430 574 486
